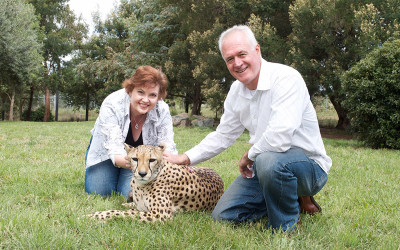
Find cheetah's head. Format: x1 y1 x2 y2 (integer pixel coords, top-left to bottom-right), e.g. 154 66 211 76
124 143 166 185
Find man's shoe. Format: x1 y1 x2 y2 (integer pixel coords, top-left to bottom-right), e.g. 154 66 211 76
298 196 321 215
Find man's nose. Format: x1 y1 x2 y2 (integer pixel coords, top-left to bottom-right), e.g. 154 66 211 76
233 57 242 67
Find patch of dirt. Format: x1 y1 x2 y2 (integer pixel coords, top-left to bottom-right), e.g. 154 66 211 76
320 127 353 140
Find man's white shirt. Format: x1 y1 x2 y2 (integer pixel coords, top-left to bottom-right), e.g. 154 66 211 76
185 59 332 174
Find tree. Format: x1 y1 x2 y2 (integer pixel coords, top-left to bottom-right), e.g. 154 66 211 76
29 0 86 121
62 56 104 121
342 39 400 149
63 31 120 121
248 0 294 39
248 14 288 64
85 0 293 117
163 0 228 115
91 0 187 110
81 0 170 104
162 0 292 116
288 0 400 129
181 14 287 117
63 1 155 120
166 23 229 115
0 0 42 120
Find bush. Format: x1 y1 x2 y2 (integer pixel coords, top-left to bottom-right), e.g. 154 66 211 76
22 106 54 122
342 39 400 149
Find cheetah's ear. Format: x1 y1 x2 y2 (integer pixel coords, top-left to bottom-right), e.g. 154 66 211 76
124 143 134 153
158 142 166 152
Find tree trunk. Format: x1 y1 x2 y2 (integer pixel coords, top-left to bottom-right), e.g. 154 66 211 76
19 98 25 121
1 98 5 120
191 100 201 116
8 88 15 121
190 85 202 116
55 88 59 121
184 97 189 113
329 95 350 130
1 100 4 120
85 91 90 121
44 85 50 122
26 85 34 121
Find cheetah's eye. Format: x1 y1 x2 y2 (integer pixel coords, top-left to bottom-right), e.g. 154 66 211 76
132 157 138 162
149 159 156 163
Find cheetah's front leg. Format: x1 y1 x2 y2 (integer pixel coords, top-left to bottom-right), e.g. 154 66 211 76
121 202 136 208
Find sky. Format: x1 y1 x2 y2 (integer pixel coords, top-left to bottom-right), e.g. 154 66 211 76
68 0 119 34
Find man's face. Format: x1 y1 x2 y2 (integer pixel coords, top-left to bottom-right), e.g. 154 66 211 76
221 31 262 90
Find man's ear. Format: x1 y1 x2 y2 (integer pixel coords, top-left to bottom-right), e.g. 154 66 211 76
124 143 133 153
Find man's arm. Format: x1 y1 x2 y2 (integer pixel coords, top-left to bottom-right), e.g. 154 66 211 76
166 84 244 166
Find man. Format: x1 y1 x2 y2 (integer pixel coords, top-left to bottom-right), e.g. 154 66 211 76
163 25 332 232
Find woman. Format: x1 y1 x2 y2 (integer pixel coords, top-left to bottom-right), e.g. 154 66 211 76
85 65 177 198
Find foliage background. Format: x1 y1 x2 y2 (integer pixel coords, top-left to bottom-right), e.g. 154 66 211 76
342 39 400 149
2 0 399 136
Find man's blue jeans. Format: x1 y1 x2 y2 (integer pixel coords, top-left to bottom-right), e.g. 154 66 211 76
211 148 328 231
85 159 133 198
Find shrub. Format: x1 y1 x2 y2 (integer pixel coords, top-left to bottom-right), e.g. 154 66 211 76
342 39 400 149
22 106 54 122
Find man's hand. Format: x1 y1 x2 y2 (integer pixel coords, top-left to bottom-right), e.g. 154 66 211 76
239 150 254 178
163 152 191 165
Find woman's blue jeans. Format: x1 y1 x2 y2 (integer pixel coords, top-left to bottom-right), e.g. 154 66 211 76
211 148 328 232
85 160 133 198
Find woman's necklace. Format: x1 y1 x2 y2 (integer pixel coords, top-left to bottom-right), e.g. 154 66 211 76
132 113 145 130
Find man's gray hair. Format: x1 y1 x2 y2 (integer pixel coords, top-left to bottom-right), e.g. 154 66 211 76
218 25 258 56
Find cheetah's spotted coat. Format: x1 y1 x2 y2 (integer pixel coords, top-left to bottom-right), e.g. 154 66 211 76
87 144 224 222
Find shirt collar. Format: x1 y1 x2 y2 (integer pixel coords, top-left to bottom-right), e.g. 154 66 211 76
147 102 160 122
255 58 270 91
238 58 270 99
124 91 131 118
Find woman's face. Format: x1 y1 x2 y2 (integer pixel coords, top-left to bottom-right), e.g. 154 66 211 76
129 83 160 115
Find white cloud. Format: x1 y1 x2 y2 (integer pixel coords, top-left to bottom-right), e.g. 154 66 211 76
68 0 119 34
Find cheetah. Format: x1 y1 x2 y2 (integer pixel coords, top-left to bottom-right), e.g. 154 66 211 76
87 143 224 222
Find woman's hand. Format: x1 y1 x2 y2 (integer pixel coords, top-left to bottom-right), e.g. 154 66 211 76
114 154 131 169
163 152 191 165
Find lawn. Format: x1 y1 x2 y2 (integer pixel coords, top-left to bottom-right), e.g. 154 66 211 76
0 121 399 249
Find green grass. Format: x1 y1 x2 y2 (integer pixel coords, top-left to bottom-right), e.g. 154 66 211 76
1 121 399 249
